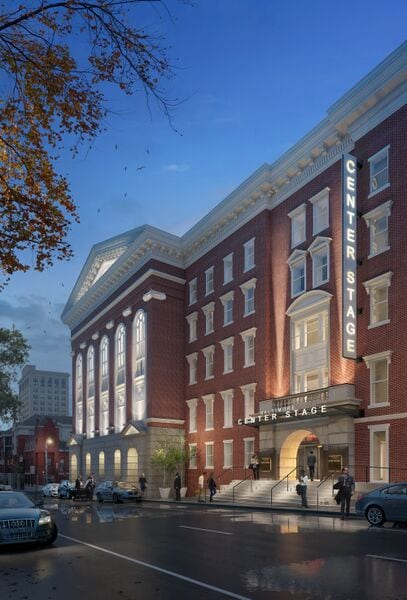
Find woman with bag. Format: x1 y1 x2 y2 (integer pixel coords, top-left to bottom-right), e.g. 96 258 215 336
298 469 309 507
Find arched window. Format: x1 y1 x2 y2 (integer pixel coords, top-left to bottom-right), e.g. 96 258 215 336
85 452 91 475
127 448 138 481
87 346 95 438
99 336 109 436
114 449 121 479
99 451 105 479
70 454 78 480
114 324 126 432
75 354 83 434
132 311 146 421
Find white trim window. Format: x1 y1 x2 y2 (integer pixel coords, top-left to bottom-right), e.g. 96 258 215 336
288 204 306 247
203 394 215 430
205 442 214 469
189 443 197 469
132 310 146 422
241 383 256 419
205 266 214 296
75 354 83 434
202 345 215 379
369 424 390 483
186 352 198 385
220 291 234 326
244 237 255 272
186 398 198 433
363 351 392 408
86 345 95 439
202 302 215 335
310 187 330 234
223 440 233 469
87 345 95 398
308 237 331 287
189 278 197 305
114 323 126 433
220 337 234 374
363 272 392 328
220 389 233 428
240 278 257 316
288 250 307 297
186 312 198 342
363 200 392 258
240 328 256 367
100 336 109 393
244 438 255 469
368 145 390 198
223 253 233 284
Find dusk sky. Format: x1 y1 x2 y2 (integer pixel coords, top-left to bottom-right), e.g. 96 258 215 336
1 0 406 395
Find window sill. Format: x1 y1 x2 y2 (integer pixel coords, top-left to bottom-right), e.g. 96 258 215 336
188 466 198 470
243 362 255 368
189 429 197 434
368 182 390 199
223 369 233 375
223 321 233 327
244 310 255 317
205 330 214 336
223 279 233 286
367 402 390 409
205 376 214 380
205 290 214 297
368 319 390 330
243 265 255 273
188 381 197 386
205 428 214 432
223 425 233 429
367 246 390 260
205 465 214 469
291 289 305 299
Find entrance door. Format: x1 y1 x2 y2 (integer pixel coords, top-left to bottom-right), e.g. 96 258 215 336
297 436 320 480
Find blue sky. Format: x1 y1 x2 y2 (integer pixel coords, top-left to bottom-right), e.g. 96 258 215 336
1 0 406 388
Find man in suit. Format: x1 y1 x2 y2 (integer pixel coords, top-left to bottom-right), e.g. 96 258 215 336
337 467 355 519
307 450 317 481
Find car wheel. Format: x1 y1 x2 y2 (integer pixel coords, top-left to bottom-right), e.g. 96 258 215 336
42 523 58 547
96 492 103 502
366 505 385 526
113 493 119 503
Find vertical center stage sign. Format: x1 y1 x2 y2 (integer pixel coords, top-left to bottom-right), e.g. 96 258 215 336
342 154 357 358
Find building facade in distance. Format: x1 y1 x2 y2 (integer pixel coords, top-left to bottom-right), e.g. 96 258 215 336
18 365 70 421
62 43 407 493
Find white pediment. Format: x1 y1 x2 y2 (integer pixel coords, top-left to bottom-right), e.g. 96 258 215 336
76 247 127 301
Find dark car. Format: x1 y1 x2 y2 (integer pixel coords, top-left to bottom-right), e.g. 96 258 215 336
58 480 75 499
0 491 58 547
95 481 142 503
355 482 407 525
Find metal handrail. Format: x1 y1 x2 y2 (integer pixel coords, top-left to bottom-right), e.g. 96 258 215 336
215 467 234 493
316 471 336 511
270 465 298 505
232 469 253 504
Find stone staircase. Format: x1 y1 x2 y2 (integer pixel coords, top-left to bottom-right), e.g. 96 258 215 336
217 479 345 510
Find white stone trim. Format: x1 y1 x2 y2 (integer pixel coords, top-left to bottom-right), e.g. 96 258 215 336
240 327 257 340
220 290 235 304
354 412 407 424
144 418 185 425
142 290 166 302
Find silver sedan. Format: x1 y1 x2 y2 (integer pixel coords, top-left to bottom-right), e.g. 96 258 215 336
95 481 142 503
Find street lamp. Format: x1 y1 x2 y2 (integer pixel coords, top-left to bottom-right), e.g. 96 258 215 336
45 437 53 484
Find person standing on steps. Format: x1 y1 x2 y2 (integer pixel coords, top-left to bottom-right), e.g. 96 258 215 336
207 473 217 502
337 467 355 519
307 450 317 481
298 469 309 508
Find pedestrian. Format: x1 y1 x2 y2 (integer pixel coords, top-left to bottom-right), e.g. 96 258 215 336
250 454 260 480
90 473 96 500
207 473 217 502
84 475 93 500
139 473 147 497
298 469 309 507
198 471 206 502
174 472 181 501
75 474 82 500
307 450 317 481
336 467 355 519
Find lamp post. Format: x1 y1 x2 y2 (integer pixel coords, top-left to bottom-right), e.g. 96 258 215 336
45 437 53 484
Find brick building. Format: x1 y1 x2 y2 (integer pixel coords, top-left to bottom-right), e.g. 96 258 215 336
62 43 407 493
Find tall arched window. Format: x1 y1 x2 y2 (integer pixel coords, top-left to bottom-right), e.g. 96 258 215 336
127 448 138 482
114 324 126 432
99 451 105 478
132 310 146 421
114 449 121 478
70 454 78 480
99 336 109 436
75 354 83 434
85 452 91 475
87 346 95 438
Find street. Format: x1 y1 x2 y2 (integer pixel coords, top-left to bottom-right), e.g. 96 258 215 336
1 500 407 599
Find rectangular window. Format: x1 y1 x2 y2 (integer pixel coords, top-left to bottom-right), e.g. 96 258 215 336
369 146 389 196
372 286 388 324
205 396 214 430
242 385 255 418
205 442 214 469
189 444 197 469
222 391 233 428
244 238 255 271
205 267 214 295
372 359 388 405
224 298 233 325
292 260 305 296
289 204 306 247
187 354 197 385
189 278 197 305
202 346 215 379
310 188 330 234
223 253 233 284
223 441 233 468
186 312 198 342
188 400 197 432
222 342 233 373
241 329 256 368
244 439 254 469
363 201 392 258
203 303 215 335
312 248 329 287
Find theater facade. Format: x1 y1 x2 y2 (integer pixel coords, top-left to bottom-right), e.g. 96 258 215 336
62 43 407 492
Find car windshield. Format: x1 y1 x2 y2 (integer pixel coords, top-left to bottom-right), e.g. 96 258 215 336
116 482 137 490
0 492 35 509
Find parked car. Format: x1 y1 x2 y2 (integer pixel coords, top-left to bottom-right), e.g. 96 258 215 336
95 481 142 504
42 483 59 498
356 482 407 525
0 491 57 546
58 480 75 499
0 483 12 491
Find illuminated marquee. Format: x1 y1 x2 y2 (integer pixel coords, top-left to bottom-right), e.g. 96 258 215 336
237 405 327 425
342 154 357 359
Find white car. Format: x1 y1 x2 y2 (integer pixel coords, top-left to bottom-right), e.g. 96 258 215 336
0 483 12 491
42 483 59 498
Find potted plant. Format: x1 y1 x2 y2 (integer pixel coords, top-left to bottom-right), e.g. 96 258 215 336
150 437 188 499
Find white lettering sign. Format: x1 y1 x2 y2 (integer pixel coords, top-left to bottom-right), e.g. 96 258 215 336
342 154 357 359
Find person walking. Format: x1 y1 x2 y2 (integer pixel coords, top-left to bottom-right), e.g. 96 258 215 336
198 471 206 502
307 450 317 481
207 473 217 502
298 469 309 507
174 472 181 501
84 475 93 500
139 473 147 497
75 475 82 500
337 467 355 519
250 454 260 480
